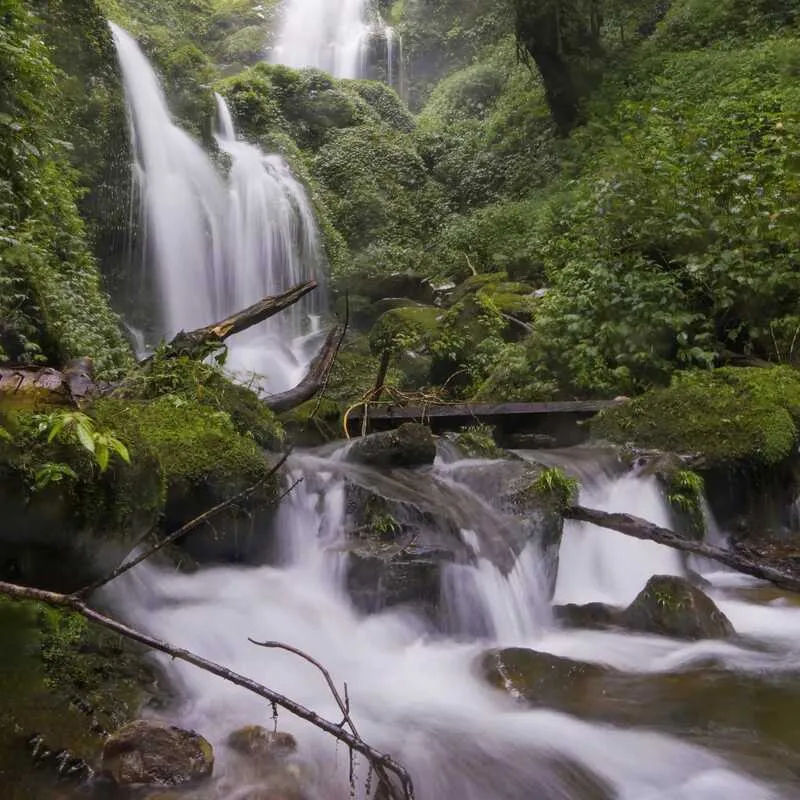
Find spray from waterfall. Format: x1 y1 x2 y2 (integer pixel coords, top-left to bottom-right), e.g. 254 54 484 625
111 24 324 393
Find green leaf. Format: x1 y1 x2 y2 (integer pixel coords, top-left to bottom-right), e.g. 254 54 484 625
76 422 95 454
96 443 109 472
111 440 131 464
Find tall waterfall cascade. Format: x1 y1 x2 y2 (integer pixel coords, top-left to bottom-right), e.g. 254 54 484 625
270 0 403 89
111 23 324 394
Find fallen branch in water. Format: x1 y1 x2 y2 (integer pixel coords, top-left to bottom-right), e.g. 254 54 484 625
564 505 800 594
0 580 414 799
249 639 412 800
75 451 291 597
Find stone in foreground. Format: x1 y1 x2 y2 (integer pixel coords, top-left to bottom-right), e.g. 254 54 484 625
101 719 213 786
620 574 735 640
227 725 297 760
346 422 436 468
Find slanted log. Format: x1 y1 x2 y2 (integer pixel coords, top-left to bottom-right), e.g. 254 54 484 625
564 505 800 595
264 325 343 413
152 279 318 361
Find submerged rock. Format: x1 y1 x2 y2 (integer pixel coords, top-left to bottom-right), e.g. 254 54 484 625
619 575 735 640
101 719 214 786
553 602 621 630
346 423 436 468
481 648 607 706
227 726 297 760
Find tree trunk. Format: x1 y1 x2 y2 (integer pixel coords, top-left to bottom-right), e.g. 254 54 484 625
564 505 800 594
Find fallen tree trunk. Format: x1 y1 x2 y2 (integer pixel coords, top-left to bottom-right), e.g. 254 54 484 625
564 505 800 594
152 279 318 360
264 325 344 413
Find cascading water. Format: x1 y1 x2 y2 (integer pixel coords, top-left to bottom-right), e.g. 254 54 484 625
112 24 323 393
270 0 403 88
105 449 795 799
270 0 370 78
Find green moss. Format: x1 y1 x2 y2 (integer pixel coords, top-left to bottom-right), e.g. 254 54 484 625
279 397 343 445
593 367 800 467
369 306 443 357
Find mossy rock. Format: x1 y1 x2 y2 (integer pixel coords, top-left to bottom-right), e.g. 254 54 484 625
279 398 343 447
369 305 443 358
620 575 735 640
451 424 505 459
347 423 436 469
101 719 214 786
593 367 800 469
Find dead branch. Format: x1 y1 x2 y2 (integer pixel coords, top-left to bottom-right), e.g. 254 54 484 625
75 451 291 598
249 639 408 800
0 579 414 799
156 280 318 360
309 292 349 423
264 324 344 413
564 505 800 594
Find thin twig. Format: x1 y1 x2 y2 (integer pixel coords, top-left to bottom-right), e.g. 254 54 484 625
249 639 411 800
75 451 291 598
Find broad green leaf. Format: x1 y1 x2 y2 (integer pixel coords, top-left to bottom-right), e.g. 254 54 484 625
76 423 96 454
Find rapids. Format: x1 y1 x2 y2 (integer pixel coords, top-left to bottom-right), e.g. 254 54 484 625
104 450 800 799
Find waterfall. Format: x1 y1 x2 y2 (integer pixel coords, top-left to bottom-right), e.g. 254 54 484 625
111 24 323 393
270 0 370 78
270 0 401 86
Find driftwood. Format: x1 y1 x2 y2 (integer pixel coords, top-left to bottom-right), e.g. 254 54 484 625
0 281 340 414
264 324 344 413
564 505 800 594
155 279 318 360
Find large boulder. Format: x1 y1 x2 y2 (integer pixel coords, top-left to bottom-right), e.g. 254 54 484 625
101 720 214 786
346 423 436 468
619 575 735 640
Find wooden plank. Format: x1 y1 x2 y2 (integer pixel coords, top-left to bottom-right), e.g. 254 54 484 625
348 400 616 421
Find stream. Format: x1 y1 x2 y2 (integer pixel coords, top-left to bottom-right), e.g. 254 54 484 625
100 449 800 799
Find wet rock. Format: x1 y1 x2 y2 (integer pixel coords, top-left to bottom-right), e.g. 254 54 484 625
619 575 735 640
101 719 214 786
346 543 445 618
227 726 297 760
499 432 559 450
481 648 607 707
346 423 436 468
553 602 621 630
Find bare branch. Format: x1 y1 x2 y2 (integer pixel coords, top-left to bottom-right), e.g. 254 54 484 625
249 639 410 800
75 451 291 598
264 324 345 413
0 579 415 799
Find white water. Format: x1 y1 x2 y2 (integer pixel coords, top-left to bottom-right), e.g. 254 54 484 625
270 0 401 87
271 0 370 78
106 453 796 799
112 24 323 393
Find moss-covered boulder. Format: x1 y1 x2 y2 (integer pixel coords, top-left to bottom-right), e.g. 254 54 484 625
347 423 436 469
619 575 735 640
593 367 800 469
101 719 214 786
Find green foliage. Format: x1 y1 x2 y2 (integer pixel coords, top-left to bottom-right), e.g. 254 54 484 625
369 306 443 357
453 424 505 459
666 469 706 537
34 409 130 475
593 367 800 467
530 466 580 509
0 0 132 377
